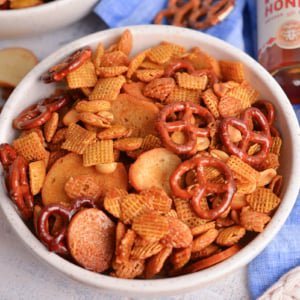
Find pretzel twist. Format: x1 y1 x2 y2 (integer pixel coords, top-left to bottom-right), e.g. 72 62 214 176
0 143 17 171
170 155 236 220
156 102 215 154
41 46 92 83
154 0 235 30
37 198 97 256
220 107 272 167
8 156 34 220
164 60 195 77
13 94 70 130
253 99 281 137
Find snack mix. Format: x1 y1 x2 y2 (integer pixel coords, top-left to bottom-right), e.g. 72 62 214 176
0 0 54 9
0 29 283 279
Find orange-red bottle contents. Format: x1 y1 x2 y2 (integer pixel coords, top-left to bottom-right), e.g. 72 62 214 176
257 1 300 104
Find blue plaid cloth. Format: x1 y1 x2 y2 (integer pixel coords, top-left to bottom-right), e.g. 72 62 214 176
94 2 300 299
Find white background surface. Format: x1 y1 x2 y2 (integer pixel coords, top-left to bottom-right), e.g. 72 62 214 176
0 12 251 300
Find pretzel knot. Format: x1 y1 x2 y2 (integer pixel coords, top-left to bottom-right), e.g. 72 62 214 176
154 0 235 30
164 60 195 77
253 99 281 137
170 156 236 220
220 107 272 167
13 94 70 130
8 156 34 220
41 46 92 83
155 102 215 154
0 143 17 171
37 198 97 256
189 0 236 29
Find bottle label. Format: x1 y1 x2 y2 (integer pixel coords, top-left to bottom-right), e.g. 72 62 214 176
257 0 300 58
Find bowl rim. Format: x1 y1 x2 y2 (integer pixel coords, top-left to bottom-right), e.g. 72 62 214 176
0 25 300 297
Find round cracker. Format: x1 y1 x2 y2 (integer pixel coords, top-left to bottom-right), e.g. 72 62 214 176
128 147 181 196
42 153 128 206
67 208 115 273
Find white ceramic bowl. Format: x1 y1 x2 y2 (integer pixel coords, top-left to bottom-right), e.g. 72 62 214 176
0 25 299 297
0 0 99 38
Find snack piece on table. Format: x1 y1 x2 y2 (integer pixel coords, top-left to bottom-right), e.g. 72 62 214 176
0 47 38 88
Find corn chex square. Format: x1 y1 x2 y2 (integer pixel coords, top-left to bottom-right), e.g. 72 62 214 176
13 131 49 162
29 160 46 196
83 139 114 167
61 123 96 154
135 69 164 82
226 83 254 110
146 43 173 64
117 29 133 56
186 47 221 77
219 60 246 83
173 197 208 228
201 88 220 119
227 155 259 183
270 136 282 155
100 50 129 67
96 66 128 78
175 72 208 90
165 86 201 104
66 60 97 89
89 75 126 101
92 42 105 68
126 51 147 79
161 41 186 60
246 187 281 214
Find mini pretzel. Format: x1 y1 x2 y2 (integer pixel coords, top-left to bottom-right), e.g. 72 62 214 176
220 107 272 167
13 104 51 130
0 143 17 171
253 100 275 125
154 0 198 27
40 94 70 113
164 60 195 77
8 156 34 220
37 203 71 256
41 46 93 83
68 198 98 219
189 0 235 29
154 0 235 30
170 156 236 220
13 94 70 130
253 99 280 137
156 102 215 154
37 198 97 256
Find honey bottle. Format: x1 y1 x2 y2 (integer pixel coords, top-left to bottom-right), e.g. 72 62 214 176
257 0 300 104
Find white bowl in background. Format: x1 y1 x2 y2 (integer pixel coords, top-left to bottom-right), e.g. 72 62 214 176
0 25 299 297
0 0 99 38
